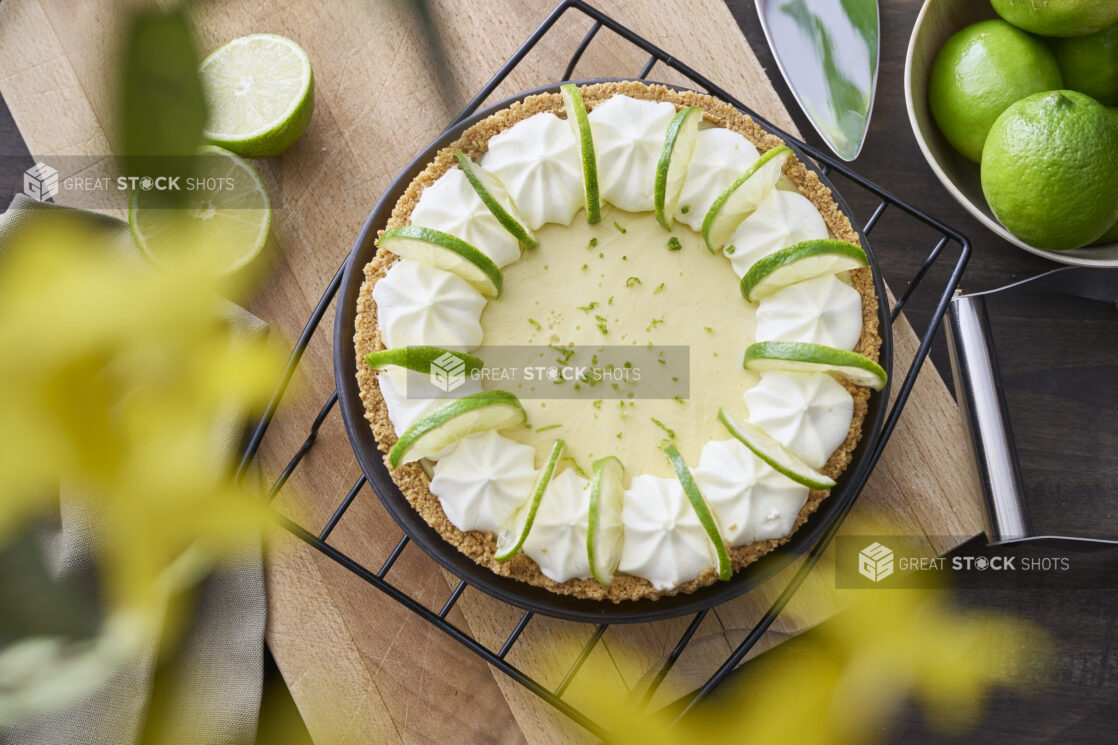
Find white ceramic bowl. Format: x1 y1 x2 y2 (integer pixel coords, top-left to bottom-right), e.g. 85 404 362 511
904 0 1118 267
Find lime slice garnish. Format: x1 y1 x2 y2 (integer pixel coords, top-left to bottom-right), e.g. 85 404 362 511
379 225 503 298
716 408 836 490
654 106 702 230
560 83 601 224
388 391 526 468
701 145 792 253
454 149 537 249
663 444 732 581
495 439 565 562
200 34 314 158
129 145 270 276
364 346 484 376
743 341 887 391
740 239 868 301
587 455 625 585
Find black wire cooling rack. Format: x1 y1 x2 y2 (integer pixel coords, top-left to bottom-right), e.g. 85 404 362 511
234 1 971 739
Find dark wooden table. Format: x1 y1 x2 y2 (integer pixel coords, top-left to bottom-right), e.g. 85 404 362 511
724 1 1117 741
1 0 1113 740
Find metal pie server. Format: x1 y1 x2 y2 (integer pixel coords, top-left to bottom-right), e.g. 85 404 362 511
755 0 879 161
946 267 1118 547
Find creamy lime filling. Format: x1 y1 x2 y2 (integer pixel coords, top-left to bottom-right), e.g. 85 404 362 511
479 206 756 478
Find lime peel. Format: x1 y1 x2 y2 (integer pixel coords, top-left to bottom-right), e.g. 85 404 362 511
388 391 526 468
365 346 484 375
454 149 538 249
495 439 565 562
743 341 887 391
587 456 625 585
379 225 503 298
654 106 702 230
716 408 836 490
701 145 792 253
663 444 732 581
561 84 601 224
739 239 868 301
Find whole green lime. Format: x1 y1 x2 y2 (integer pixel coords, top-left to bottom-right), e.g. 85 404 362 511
1093 106 1118 244
928 20 1062 163
1095 217 1118 245
992 0 1118 37
982 91 1118 250
1050 23 1118 105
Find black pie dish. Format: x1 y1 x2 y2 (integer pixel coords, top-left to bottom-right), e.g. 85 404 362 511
333 80 894 624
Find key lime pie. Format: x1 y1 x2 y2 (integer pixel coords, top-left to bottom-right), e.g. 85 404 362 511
354 82 884 601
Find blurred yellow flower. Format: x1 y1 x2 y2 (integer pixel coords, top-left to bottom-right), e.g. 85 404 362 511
0 211 280 622
581 588 1046 745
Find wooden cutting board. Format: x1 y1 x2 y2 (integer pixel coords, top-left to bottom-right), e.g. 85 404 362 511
0 1 985 742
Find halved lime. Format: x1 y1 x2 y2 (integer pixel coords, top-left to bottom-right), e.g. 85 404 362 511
663 444 731 581
454 149 537 249
364 346 484 376
740 239 868 301
587 456 625 585
200 34 314 158
716 408 836 490
654 107 702 230
560 83 601 224
388 391 526 468
379 225 503 298
129 145 270 276
743 341 887 391
495 439 565 561
701 145 792 253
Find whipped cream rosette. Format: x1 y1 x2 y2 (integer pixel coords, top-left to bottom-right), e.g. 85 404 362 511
481 112 584 229
675 127 760 232
618 474 717 590
429 431 538 533
743 371 854 470
725 188 830 277
692 438 809 546
373 259 486 348
755 274 863 350
410 168 522 268
521 468 593 583
377 366 483 437
586 94 676 212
